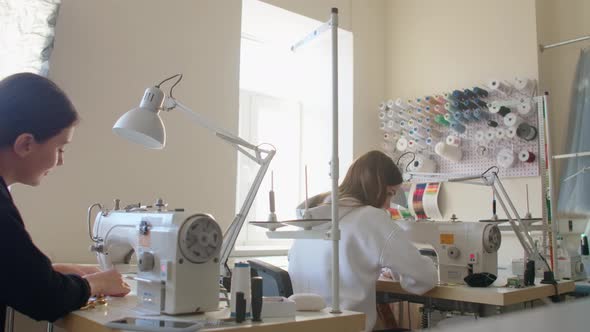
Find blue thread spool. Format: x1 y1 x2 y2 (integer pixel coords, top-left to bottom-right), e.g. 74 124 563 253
463 88 477 99
453 112 464 122
451 122 466 134
452 90 467 101
474 98 488 108
462 100 478 110
463 110 475 122
445 102 460 113
473 109 489 120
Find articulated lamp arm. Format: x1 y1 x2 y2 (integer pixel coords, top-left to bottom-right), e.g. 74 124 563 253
168 99 276 276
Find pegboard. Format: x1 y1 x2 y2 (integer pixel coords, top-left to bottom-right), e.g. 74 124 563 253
378 78 542 178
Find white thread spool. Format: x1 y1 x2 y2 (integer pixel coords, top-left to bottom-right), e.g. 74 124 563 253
396 137 409 151
387 120 397 130
506 127 517 138
475 130 485 141
386 99 395 109
489 104 501 114
518 150 536 163
504 113 523 127
379 102 387 111
230 262 252 317
446 135 461 147
386 109 395 118
379 121 387 130
514 77 535 96
496 128 506 139
497 148 515 168
395 98 410 110
486 129 496 141
517 102 532 116
378 111 386 120
435 142 462 162
488 79 512 96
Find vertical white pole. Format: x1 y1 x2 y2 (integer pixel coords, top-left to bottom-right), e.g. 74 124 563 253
329 7 341 314
544 94 560 278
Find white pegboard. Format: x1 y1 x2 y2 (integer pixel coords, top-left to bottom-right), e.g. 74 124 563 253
378 78 541 178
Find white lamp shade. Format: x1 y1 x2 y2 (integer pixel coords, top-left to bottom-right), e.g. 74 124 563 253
113 106 166 149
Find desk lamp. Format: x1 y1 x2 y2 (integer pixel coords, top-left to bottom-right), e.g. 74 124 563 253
113 74 275 276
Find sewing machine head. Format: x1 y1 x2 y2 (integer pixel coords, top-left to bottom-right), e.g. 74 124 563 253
397 220 501 285
89 201 223 314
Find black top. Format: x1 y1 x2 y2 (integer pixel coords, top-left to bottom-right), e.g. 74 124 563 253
0 177 90 331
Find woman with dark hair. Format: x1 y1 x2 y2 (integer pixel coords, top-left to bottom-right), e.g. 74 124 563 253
0 73 130 331
289 150 436 331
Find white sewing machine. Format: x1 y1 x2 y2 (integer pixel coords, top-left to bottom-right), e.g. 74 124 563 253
89 202 223 314
397 220 501 285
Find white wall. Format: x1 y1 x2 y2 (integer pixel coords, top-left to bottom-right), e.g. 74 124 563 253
11 0 242 263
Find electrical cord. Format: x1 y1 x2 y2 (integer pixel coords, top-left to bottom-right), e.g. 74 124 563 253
396 151 416 172
156 73 183 99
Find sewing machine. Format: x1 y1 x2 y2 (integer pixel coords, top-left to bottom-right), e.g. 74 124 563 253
89 202 223 314
397 220 501 285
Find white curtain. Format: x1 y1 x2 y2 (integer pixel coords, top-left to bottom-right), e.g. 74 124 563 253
0 0 62 79
557 48 590 215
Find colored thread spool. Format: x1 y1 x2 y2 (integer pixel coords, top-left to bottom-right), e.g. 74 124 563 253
425 126 441 137
425 137 434 145
450 122 466 134
396 137 409 151
433 105 446 114
516 123 538 141
446 135 461 147
498 106 511 117
444 113 454 123
463 89 477 99
453 112 464 122
487 120 499 128
497 148 516 169
474 98 488 108
452 90 468 101
488 80 512 96
399 120 406 128
518 150 536 163
434 114 450 127
445 102 460 113
504 113 523 127
444 92 458 103
462 100 478 110
473 109 489 120
463 110 475 122
434 95 447 104
473 86 489 98
383 132 393 141
456 100 468 110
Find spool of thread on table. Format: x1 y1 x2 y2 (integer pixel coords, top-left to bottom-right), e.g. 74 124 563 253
518 150 536 163
487 120 499 128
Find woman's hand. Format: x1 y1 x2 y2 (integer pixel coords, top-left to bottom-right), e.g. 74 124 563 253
53 263 101 276
83 269 131 297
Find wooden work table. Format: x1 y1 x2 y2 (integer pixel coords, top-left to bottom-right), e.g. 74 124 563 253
376 278 575 306
56 294 365 332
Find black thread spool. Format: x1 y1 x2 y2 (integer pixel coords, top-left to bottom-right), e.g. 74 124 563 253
487 120 498 128
463 88 477 99
236 292 246 323
473 86 489 98
474 98 488 108
251 277 263 322
516 123 538 141
498 106 511 117
452 90 467 101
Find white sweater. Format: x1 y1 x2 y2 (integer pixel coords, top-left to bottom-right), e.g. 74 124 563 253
288 201 437 331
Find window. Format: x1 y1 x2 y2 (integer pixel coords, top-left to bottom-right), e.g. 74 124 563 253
0 0 61 79
235 0 353 252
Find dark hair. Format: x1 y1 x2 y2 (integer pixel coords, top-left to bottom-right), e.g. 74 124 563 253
0 72 79 147
338 150 403 208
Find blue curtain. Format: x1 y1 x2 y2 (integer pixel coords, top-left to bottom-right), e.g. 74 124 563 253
0 0 61 79
557 48 590 215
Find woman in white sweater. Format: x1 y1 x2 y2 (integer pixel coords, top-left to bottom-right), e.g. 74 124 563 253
288 150 437 331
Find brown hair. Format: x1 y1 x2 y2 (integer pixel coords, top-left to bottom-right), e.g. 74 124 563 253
337 150 403 208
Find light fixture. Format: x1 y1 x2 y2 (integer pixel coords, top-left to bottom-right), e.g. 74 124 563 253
113 74 276 276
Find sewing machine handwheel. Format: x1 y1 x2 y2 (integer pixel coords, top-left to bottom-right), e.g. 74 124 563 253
178 214 222 264
483 224 502 253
